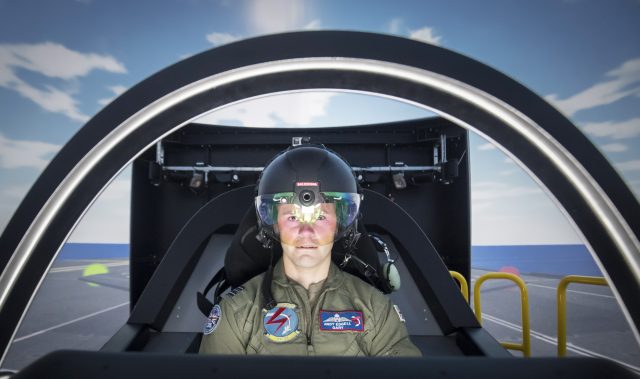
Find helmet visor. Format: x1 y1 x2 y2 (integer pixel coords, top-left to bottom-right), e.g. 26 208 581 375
255 192 361 246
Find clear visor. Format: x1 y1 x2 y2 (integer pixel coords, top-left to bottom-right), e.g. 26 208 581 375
255 192 361 246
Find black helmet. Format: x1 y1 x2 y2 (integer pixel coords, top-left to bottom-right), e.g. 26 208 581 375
255 145 362 247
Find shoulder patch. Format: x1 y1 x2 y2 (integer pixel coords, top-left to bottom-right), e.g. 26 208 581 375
393 304 405 323
203 304 222 335
227 285 245 298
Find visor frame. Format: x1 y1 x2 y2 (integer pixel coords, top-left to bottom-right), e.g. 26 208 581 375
255 191 361 244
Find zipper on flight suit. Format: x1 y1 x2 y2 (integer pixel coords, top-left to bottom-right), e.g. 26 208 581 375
289 286 312 351
308 290 328 350
292 283 333 353
290 285 317 353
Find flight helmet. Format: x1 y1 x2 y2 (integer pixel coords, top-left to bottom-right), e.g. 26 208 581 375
255 145 362 249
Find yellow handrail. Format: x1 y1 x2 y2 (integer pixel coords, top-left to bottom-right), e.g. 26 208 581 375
449 271 469 302
557 275 608 357
474 272 531 357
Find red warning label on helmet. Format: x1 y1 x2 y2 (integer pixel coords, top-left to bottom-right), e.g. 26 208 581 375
296 182 319 187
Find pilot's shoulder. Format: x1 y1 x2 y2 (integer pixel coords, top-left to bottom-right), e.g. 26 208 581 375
222 272 263 310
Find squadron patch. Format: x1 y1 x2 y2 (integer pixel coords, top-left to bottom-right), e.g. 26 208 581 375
319 310 364 332
203 304 222 335
263 303 300 342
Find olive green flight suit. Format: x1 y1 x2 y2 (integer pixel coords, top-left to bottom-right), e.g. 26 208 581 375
199 259 422 357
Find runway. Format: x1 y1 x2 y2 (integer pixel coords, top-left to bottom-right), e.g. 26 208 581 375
1 259 130 371
1 261 639 373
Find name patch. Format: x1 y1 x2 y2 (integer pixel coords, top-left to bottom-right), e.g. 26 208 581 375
319 310 364 332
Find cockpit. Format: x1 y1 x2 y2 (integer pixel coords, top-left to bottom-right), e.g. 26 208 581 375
0 31 638 378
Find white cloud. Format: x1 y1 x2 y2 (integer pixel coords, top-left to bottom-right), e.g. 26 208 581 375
471 181 542 202
581 117 640 140
2 185 30 198
109 85 127 95
478 143 496 151
304 19 322 30
388 18 403 34
471 181 581 245
601 143 628 153
628 179 640 201
0 42 125 82
206 32 242 46
98 85 128 106
67 174 131 243
247 0 314 34
0 42 126 122
93 177 130 201
499 169 518 176
198 91 336 127
13 82 89 122
504 157 515 164
409 26 442 46
472 203 582 245
0 133 61 169
0 184 32 233
545 57 640 117
470 201 494 212
615 159 640 172
386 18 443 46
206 21 322 47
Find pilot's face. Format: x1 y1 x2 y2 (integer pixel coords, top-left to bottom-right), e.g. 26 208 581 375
277 203 337 270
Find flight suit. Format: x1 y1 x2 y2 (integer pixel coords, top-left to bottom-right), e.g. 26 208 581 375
199 259 422 357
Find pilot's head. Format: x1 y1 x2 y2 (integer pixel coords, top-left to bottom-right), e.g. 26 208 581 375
255 145 362 269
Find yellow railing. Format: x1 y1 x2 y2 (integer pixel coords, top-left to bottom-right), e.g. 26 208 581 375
473 272 531 357
557 275 608 357
449 270 469 302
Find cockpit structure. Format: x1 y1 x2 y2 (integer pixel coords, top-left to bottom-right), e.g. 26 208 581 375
0 31 638 378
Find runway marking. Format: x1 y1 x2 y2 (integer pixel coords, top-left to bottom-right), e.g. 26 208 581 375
527 283 615 299
12 302 129 343
49 261 129 273
482 313 640 374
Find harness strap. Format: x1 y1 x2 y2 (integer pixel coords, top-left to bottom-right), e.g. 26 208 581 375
197 268 229 316
261 245 277 310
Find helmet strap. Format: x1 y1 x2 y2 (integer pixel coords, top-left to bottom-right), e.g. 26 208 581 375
260 244 277 310
256 228 274 250
341 219 361 254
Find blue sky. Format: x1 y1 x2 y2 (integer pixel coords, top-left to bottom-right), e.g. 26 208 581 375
0 0 639 245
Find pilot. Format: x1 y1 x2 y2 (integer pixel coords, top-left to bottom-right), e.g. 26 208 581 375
199 145 421 356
